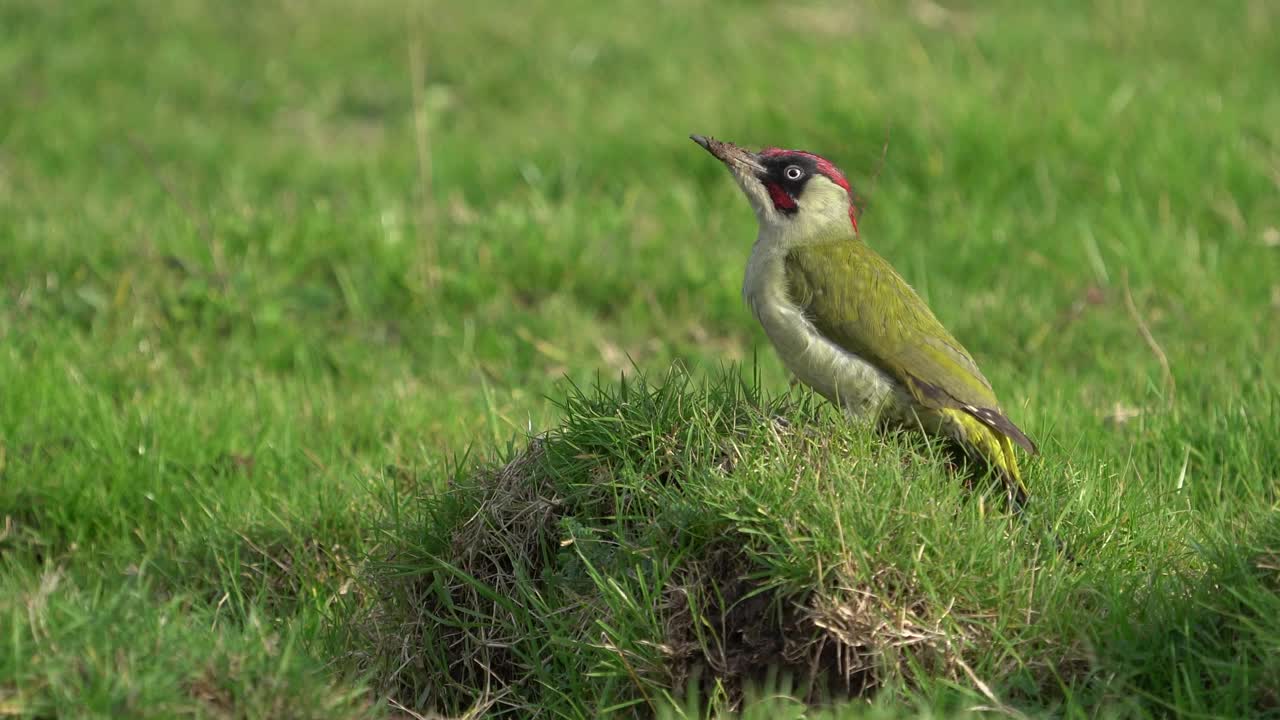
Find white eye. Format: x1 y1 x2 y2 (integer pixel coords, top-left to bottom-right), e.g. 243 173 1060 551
784 165 804 181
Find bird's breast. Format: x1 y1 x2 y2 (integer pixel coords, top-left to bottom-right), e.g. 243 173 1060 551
743 245 906 419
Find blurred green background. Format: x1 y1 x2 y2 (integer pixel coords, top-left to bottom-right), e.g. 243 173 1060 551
2 0 1279 717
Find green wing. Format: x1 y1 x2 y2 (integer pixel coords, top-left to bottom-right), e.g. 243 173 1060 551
785 240 1037 454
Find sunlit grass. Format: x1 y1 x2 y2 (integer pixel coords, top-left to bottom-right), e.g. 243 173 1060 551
2 0 1278 716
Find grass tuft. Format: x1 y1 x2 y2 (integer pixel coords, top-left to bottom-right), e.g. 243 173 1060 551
351 366 1280 717
353 367 1110 716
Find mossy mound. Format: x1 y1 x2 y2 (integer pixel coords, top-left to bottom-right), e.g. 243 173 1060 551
356 368 1280 718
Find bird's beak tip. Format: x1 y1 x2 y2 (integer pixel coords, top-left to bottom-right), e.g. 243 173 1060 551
690 134 764 174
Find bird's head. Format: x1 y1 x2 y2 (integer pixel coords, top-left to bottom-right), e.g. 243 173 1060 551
691 134 861 244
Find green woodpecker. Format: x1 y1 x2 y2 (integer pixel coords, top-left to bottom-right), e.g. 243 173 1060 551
692 134 1037 508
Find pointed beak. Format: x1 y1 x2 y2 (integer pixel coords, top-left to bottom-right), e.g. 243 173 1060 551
690 134 765 175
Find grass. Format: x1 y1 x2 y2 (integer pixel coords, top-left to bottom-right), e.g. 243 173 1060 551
2 0 1278 716
359 369 1280 717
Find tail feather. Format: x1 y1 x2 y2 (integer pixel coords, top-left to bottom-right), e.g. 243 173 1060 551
935 408 1070 555
996 433 1029 512
941 408 1028 512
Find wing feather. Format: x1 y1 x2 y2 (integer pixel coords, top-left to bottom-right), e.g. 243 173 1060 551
785 241 1037 454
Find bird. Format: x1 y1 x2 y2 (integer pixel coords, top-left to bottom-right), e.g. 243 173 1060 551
691 134 1037 510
